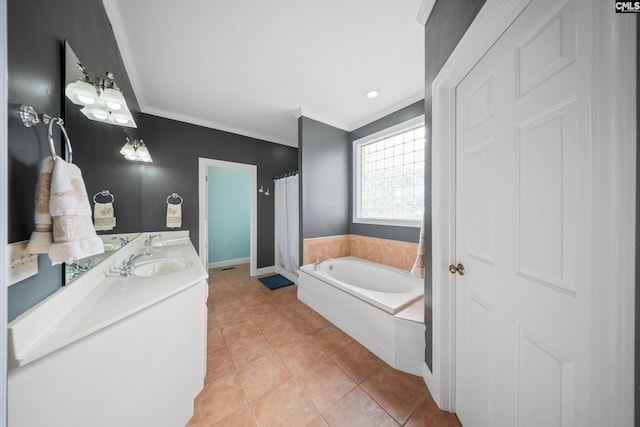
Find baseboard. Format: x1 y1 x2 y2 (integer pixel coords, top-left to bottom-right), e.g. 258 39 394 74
208 257 249 269
253 266 275 276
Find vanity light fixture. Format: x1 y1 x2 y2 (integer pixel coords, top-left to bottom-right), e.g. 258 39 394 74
120 137 152 162
65 64 136 128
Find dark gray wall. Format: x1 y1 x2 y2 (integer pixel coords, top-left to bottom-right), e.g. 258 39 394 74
349 100 424 243
138 114 298 269
422 0 486 370
7 0 138 321
299 117 350 239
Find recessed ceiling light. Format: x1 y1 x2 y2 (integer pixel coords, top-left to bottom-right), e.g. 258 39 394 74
366 90 379 99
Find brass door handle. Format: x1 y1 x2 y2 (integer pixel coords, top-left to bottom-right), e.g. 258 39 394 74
449 263 465 276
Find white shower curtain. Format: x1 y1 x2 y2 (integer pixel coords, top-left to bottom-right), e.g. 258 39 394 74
274 174 299 274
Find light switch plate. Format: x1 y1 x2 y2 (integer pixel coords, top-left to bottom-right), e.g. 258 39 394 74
9 241 38 286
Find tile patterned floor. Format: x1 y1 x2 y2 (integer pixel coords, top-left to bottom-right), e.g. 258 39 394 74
187 264 462 427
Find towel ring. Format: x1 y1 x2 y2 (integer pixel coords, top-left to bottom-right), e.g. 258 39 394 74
19 105 73 163
167 193 183 205
93 190 115 204
48 117 73 163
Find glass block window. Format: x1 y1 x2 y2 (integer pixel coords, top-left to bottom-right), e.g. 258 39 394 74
354 116 425 226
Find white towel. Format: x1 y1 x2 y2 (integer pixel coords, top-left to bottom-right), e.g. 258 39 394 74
48 156 104 264
167 203 182 228
27 157 55 253
94 202 116 231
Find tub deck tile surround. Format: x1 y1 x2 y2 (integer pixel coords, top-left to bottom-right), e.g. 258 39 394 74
303 234 419 272
187 264 460 427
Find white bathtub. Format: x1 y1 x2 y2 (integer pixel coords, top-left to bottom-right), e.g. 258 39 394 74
300 257 422 314
298 256 426 375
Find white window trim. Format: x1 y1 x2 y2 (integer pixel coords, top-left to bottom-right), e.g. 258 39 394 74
353 115 425 228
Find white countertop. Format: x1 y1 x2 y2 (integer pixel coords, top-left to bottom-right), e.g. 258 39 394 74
8 231 208 369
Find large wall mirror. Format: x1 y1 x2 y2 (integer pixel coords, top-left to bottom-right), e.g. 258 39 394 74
64 42 144 282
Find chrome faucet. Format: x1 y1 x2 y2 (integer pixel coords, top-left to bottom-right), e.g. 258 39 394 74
111 236 130 247
313 258 334 271
119 251 152 276
144 234 160 249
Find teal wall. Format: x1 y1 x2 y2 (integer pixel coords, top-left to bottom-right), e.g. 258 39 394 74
208 166 251 263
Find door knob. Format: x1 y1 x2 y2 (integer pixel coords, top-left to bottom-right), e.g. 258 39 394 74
449 263 465 275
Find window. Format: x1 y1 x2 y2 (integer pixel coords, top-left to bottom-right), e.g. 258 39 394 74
353 116 425 227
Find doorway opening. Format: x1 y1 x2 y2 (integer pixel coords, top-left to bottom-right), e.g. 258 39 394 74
198 158 257 276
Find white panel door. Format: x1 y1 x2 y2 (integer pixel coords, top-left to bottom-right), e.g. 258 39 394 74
455 1 589 426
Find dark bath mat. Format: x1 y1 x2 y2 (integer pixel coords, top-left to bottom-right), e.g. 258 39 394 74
259 274 294 290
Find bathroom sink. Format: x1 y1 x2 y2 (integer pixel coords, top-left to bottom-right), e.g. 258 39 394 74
134 259 193 277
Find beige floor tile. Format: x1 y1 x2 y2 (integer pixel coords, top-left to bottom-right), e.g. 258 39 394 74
212 405 256 427
296 359 357 412
306 416 329 427
221 321 262 344
207 326 226 351
293 312 330 335
404 397 462 427
197 267 458 427
310 324 353 355
278 300 316 321
243 298 279 315
227 334 274 369
215 308 252 328
191 373 247 425
250 378 319 427
330 341 383 383
275 337 327 375
238 353 292 401
251 310 292 332
360 364 428 424
205 348 235 383
263 322 308 348
322 387 399 427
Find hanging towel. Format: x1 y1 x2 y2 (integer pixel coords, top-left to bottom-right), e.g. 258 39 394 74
94 202 116 231
48 156 104 264
410 215 425 278
26 157 55 253
167 203 182 228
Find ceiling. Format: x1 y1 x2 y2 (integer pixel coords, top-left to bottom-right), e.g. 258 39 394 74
103 0 426 147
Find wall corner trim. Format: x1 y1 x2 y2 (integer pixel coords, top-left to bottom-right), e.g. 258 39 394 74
417 0 436 26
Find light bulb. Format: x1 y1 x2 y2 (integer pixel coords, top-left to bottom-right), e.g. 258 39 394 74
120 142 135 156
77 94 96 105
81 106 109 121
109 111 134 126
99 87 126 111
65 80 98 106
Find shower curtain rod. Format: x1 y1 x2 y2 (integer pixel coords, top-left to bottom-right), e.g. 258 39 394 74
273 170 298 180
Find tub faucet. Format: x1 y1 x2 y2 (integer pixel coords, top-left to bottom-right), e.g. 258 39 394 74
313 258 334 271
119 251 152 276
144 234 160 249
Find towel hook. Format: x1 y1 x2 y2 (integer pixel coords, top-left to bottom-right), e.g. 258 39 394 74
167 193 184 205
20 105 73 163
93 190 114 204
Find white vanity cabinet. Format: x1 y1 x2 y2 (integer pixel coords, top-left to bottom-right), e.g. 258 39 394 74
7 232 208 427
